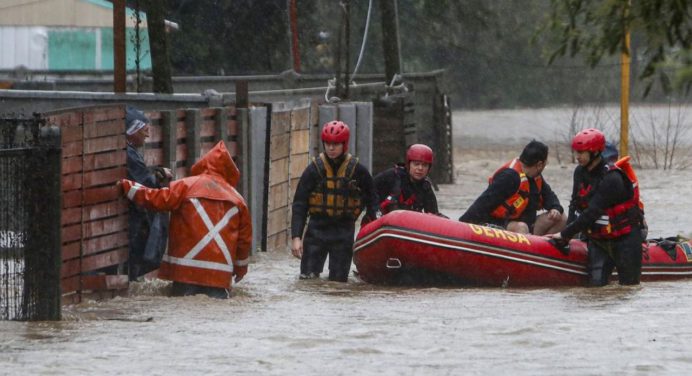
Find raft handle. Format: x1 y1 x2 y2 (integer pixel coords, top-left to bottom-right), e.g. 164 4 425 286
386 258 402 269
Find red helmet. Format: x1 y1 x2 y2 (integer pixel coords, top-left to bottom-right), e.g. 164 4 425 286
406 144 434 165
572 128 606 152
321 121 350 151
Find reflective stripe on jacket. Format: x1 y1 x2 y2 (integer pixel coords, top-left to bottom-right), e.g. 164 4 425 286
489 158 543 220
577 162 642 240
121 141 252 289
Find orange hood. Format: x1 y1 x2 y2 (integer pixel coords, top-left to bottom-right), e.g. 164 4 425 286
190 141 239 188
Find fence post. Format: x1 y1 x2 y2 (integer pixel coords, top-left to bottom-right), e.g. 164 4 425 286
161 111 177 173
237 107 251 201
185 109 201 172
214 107 229 147
24 125 62 320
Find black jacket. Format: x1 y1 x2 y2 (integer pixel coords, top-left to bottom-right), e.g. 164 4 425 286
373 165 439 214
561 161 635 240
459 168 563 226
291 155 379 238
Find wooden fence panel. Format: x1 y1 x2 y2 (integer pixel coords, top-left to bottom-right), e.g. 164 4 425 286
265 100 313 252
44 103 241 303
44 105 131 302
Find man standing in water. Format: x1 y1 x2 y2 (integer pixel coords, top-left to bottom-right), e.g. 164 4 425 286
119 141 252 298
125 106 172 280
548 128 644 286
291 121 379 282
459 140 566 235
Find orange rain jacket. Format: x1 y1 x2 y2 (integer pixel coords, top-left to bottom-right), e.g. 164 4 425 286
120 141 252 289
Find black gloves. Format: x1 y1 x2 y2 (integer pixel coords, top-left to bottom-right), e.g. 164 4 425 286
548 237 570 255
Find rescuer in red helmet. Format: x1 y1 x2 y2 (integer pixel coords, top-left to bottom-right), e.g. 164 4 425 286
460 140 566 235
290 120 379 282
547 128 645 286
373 143 445 217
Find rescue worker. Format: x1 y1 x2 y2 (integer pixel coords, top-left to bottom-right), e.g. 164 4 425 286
459 140 566 235
291 120 379 282
119 141 251 298
374 143 442 216
567 139 648 241
125 106 172 281
548 128 645 286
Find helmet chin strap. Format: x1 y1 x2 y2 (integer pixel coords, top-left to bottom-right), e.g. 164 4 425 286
587 151 602 169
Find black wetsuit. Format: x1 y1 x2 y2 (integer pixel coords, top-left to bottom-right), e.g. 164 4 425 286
561 160 643 286
291 155 378 282
459 168 563 230
373 165 439 214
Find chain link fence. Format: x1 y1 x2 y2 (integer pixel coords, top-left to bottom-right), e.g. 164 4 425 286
0 114 61 321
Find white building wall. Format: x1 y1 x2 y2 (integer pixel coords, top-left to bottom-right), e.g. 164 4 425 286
0 26 48 70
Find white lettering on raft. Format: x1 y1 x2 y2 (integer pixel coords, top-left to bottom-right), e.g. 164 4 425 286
468 224 531 245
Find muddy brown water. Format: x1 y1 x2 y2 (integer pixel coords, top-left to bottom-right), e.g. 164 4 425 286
2 108 692 375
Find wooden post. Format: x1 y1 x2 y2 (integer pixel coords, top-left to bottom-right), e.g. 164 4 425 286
288 0 301 73
214 107 229 147
236 80 249 109
160 111 177 173
380 0 401 85
144 0 174 93
185 109 201 172
113 0 126 93
237 108 251 200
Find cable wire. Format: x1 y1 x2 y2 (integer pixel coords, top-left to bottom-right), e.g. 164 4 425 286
351 0 373 81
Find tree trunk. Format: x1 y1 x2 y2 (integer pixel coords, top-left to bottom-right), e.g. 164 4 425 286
144 0 173 94
380 0 400 85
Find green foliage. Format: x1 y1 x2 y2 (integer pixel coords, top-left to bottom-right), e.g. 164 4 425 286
167 0 291 75
155 0 686 108
544 0 692 96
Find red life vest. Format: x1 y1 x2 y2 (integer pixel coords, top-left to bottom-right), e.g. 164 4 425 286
577 162 642 240
379 166 432 214
489 158 544 220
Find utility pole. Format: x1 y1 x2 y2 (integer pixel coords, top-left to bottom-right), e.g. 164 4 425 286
334 0 350 100
380 0 400 85
620 1 631 157
113 0 126 93
344 0 350 99
288 0 301 73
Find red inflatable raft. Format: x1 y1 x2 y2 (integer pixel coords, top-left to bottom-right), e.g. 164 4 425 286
353 211 692 287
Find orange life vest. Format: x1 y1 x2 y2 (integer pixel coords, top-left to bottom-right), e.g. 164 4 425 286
489 158 544 220
614 156 645 212
577 160 643 240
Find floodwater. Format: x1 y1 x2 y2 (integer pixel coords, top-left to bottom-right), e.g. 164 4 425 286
3 107 692 375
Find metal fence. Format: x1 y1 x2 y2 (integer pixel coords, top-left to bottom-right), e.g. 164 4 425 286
0 114 61 321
